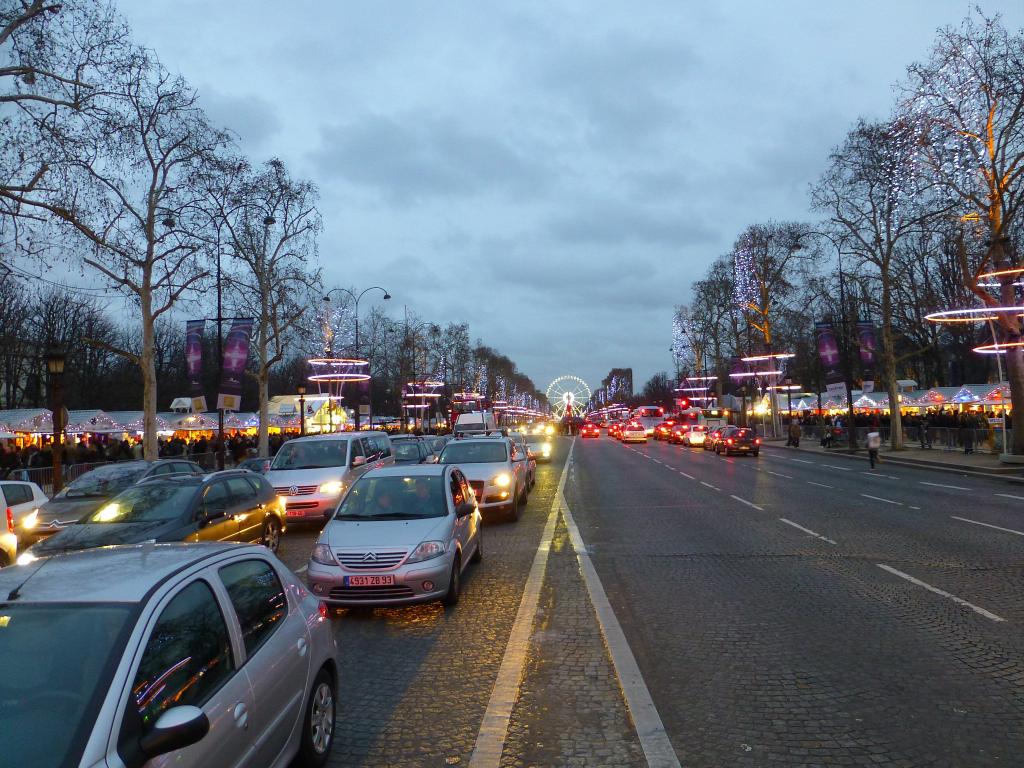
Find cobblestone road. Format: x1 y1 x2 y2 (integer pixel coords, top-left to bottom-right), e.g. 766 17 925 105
273 434 1024 766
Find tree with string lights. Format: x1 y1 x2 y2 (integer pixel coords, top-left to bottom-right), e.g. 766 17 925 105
898 10 1024 452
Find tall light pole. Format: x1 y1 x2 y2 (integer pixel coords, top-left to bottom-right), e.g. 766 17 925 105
297 384 306 437
45 348 66 493
323 285 391 429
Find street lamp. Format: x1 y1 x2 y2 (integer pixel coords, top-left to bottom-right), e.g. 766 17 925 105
45 348 66 493
297 384 306 437
323 285 391 429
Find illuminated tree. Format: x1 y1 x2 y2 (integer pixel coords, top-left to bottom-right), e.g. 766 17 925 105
899 10 1024 451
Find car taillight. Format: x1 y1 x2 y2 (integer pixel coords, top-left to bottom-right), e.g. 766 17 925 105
726 438 733 445
5 507 13 534
318 601 330 620
755 438 761 444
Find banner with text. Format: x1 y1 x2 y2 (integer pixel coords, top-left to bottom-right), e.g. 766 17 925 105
815 321 845 398
857 321 877 394
185 320 207 412
217 319 253 412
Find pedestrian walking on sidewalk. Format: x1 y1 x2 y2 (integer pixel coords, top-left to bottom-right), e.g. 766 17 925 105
867 430 881 469
960 422 975 455
920 415 932 449
787 420 801 448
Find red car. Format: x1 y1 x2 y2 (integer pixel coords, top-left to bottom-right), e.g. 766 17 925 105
608 422 623 440
580 422 601 438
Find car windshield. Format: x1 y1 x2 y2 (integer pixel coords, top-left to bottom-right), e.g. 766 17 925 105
84 484 196 523
272 440 348 469
438 442 508 464
393 443 422 461
0 602 134 768
59 464 148 498
334 475 447 520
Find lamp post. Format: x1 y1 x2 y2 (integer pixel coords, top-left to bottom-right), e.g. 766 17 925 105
45 348 66 493
297 384 306 437
323 285 391 430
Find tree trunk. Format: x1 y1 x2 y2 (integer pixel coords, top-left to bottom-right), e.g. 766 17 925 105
1007 345 1024 455
258 366 269 458
880 278 903 449
140 293 158 461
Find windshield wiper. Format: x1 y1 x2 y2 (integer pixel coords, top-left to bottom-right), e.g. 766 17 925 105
63 491 108 498
336 513 426 520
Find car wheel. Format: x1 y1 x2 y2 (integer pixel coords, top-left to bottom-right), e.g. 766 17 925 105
519 484 528 506
506 492 521 522
297 668 335 767
471 532 483 563
261 517 282 553
442 557 462 606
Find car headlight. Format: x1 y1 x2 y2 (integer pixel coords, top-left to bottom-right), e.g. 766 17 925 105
17 551 38 566
492 472 512 488
545 425 554 435
319 481 344 495
541 443 552 456
406 540 446 564
310 543 337 565
21 510 38 529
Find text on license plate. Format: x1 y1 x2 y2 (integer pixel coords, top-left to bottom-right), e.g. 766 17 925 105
345 574 395 587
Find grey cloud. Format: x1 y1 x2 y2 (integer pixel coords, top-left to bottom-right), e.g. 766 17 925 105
546 200 717 247
198 89 281 147
309 114 547 204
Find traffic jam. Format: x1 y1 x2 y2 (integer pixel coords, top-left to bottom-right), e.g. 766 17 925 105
0 397 558 768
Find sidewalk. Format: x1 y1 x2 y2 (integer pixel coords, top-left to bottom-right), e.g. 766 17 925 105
766 438 1024 477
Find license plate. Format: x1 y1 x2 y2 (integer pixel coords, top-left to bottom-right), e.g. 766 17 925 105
344 574 395 587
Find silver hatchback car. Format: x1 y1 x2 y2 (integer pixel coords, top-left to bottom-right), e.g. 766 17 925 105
0 543 337 768
307 464 483 607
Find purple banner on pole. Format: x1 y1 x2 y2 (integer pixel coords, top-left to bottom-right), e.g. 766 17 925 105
815 321 845 397
857 321 877 393
185 320 207 412
217 319 253 412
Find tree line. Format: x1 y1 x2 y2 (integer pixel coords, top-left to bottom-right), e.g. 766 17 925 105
670 10 1024 452
0 1 544 458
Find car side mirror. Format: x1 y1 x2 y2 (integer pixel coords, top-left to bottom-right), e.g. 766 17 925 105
424 454 439 464
139 705 209 760
456 501 476 518
351 455 367 468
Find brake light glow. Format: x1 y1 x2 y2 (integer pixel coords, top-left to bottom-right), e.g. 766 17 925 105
726 438 733 445
5 507 12 534
755 438 761 444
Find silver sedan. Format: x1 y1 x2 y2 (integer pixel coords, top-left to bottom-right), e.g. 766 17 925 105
0 542 337 768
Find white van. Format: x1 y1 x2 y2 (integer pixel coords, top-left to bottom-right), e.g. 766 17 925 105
454 411 497 435
266 431 393 523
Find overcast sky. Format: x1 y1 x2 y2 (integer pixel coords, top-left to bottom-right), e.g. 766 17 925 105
118 1 1022 396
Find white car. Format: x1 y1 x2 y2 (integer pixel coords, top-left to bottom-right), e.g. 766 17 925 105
620 421 648 443
1 480 48 567
438 436 527 521
266 432 393 524
507 431 536 488
307 464 483 607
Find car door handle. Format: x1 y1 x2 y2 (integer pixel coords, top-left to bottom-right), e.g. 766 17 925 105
233 702 249 729
297 637 308 657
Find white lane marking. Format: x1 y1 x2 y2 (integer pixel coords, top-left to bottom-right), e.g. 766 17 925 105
562 494 681 768
730 494 764 511
765 470 794 479
807 481 834 489
678 470 695 480
700 481 720 491
861 472 899 480
995 493 1024 501
295 565 308 574
778 518 837 545
920 481 970 491
910 506 922 510
861 494 903 506
790 458 814 464
952 516 1024 537
822 464 853 471
876 564 1006 623
470 440 575 766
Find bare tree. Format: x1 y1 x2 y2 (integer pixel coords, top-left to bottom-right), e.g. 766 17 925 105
0 48 230 457
899 10 1024 452
209 157 322 457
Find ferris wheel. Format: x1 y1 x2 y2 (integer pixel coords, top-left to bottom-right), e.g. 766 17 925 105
546 375 592 419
